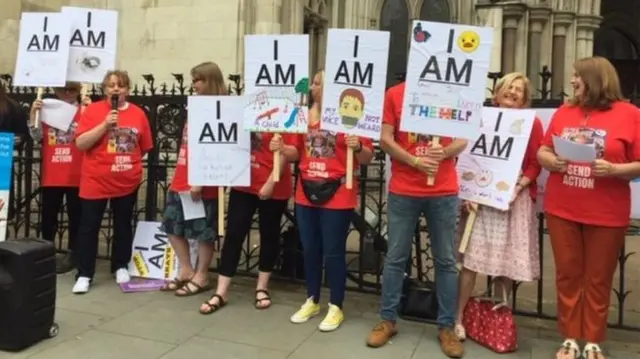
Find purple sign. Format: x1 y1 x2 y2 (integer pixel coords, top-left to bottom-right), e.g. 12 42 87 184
120 279 167 293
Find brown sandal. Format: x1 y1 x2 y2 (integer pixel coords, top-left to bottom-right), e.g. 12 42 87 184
254 289 272 310
200 294 227 315
160 278 188 292
175 280 211 297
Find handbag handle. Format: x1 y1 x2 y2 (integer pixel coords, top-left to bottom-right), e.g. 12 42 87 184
474 282 510 311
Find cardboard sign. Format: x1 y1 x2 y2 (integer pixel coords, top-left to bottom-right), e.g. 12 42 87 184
13 12 71 87
243 35 310 133
0 134 15 242
320 29 389 140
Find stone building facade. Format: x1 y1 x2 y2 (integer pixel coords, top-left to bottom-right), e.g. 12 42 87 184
0 0 638 98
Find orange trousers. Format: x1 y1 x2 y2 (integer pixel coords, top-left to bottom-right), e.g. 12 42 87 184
546 213 626 342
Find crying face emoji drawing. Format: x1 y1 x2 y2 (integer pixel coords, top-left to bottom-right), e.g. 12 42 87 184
474 169 493 188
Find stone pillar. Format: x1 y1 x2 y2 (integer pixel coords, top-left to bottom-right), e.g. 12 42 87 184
0 0 22 74
474 2 504 98
501 4 525 74
527 7 551 96
575 14 602 59
551 12 574 99
281 0 305 33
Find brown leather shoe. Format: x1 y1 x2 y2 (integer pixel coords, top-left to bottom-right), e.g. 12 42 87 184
439 328 464 358
366 321 398 348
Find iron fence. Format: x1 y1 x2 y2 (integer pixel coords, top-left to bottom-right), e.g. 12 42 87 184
1 67 639 331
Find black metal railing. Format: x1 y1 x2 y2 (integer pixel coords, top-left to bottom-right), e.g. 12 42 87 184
1 66 639 331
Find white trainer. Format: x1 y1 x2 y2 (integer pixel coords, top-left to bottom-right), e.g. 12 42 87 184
115 268 131 284
72 277 91 294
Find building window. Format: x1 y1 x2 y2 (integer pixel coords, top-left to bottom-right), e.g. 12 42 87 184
380 0 451 88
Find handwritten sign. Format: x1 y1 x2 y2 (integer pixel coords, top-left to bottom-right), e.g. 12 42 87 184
127 221 197 280
187 96 251 186
244 35 309 133
13 12 71 87
400 21 493 140
0 134 15 242
320 29 389 140
456 107 535 210
61 7 118 84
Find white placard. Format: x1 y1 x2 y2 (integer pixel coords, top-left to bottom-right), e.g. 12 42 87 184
40 98 77 132
13 13 71 87
457 107 536 210
400 21 493 140
62 7 118 84
243 35 309 133
320 29 389 139
128 221 197 280
187 96 251 186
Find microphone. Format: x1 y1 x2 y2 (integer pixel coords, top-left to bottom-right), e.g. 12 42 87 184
111 94 119 110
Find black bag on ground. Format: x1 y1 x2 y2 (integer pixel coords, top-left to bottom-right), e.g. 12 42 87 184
0 238 58 351
399 277 439 321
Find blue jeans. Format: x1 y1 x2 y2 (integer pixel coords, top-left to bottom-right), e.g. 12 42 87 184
295 204 352 307
380 193 459 328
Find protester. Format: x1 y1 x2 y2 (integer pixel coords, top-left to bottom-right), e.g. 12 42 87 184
72 70 153 294
28 82 90 274
366 81 467 358
455 72 543 339
202 131 297 313
538 56 640 359
271 70 374 332
157 62 225 303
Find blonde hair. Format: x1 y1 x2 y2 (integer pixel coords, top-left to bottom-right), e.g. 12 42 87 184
492 72 532 108
101 70 131 93
191 62 227 95
569 56 623 110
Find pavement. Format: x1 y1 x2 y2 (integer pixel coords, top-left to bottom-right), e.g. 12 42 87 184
1 261 640 359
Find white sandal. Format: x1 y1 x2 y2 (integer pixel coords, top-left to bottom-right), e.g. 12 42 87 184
557 339 580 359
454 323 466 341
583 343 604 359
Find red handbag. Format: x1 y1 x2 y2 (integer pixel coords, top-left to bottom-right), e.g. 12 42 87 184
462 288 518 353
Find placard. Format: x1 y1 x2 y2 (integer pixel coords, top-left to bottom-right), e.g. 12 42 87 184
400 21 493 140
457 107 536 210
534 108 556 213
62 7 118 84
13 12 71 87
0 133 15 242
187 96 251 186
320 29 389 139
128 221 197 280
243 35 309 133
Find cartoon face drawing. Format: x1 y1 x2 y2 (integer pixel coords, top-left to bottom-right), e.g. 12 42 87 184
474 169 493 188
457 31 480 53
338 88 365 129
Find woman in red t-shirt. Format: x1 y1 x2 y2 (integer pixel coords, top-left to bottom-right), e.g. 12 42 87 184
272 70 374 331
158 62 225 300
71 70 153 294
537 56 640 359
200 132 298 313
455 72 543 340
28 82 90 274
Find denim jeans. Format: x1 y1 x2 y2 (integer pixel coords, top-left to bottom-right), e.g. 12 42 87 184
295 204 352 308
380 193 459 328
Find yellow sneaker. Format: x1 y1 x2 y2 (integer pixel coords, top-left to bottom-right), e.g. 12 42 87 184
318 304 344 332
290 298 320 324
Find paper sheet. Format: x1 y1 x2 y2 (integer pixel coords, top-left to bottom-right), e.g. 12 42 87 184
553 135 597 163
178 192 206 220
40 99 78 132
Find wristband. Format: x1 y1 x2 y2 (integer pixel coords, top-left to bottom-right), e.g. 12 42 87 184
411 156 420 167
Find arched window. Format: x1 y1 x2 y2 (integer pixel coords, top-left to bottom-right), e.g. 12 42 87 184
380 0 451 88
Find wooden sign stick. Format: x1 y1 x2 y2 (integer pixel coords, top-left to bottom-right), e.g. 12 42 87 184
273 133 281 182
426 136 440 185
33 87 44 129
217 188 225 237
456 202 478 271
346 147 354 189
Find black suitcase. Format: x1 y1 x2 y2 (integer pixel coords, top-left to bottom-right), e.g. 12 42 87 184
0 238 58 351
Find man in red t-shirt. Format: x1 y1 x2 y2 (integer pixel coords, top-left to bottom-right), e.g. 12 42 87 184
366 83 468 358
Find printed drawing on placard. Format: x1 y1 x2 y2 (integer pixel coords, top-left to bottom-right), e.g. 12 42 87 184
245 77 309 131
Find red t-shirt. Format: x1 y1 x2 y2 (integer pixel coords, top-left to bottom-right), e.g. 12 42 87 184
521 117 544 200
294 123 374 209
542 102 640 227
234 132 295 200
76 100 154 199
383 82 458 197
169 124 217 199
41 113 83 187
